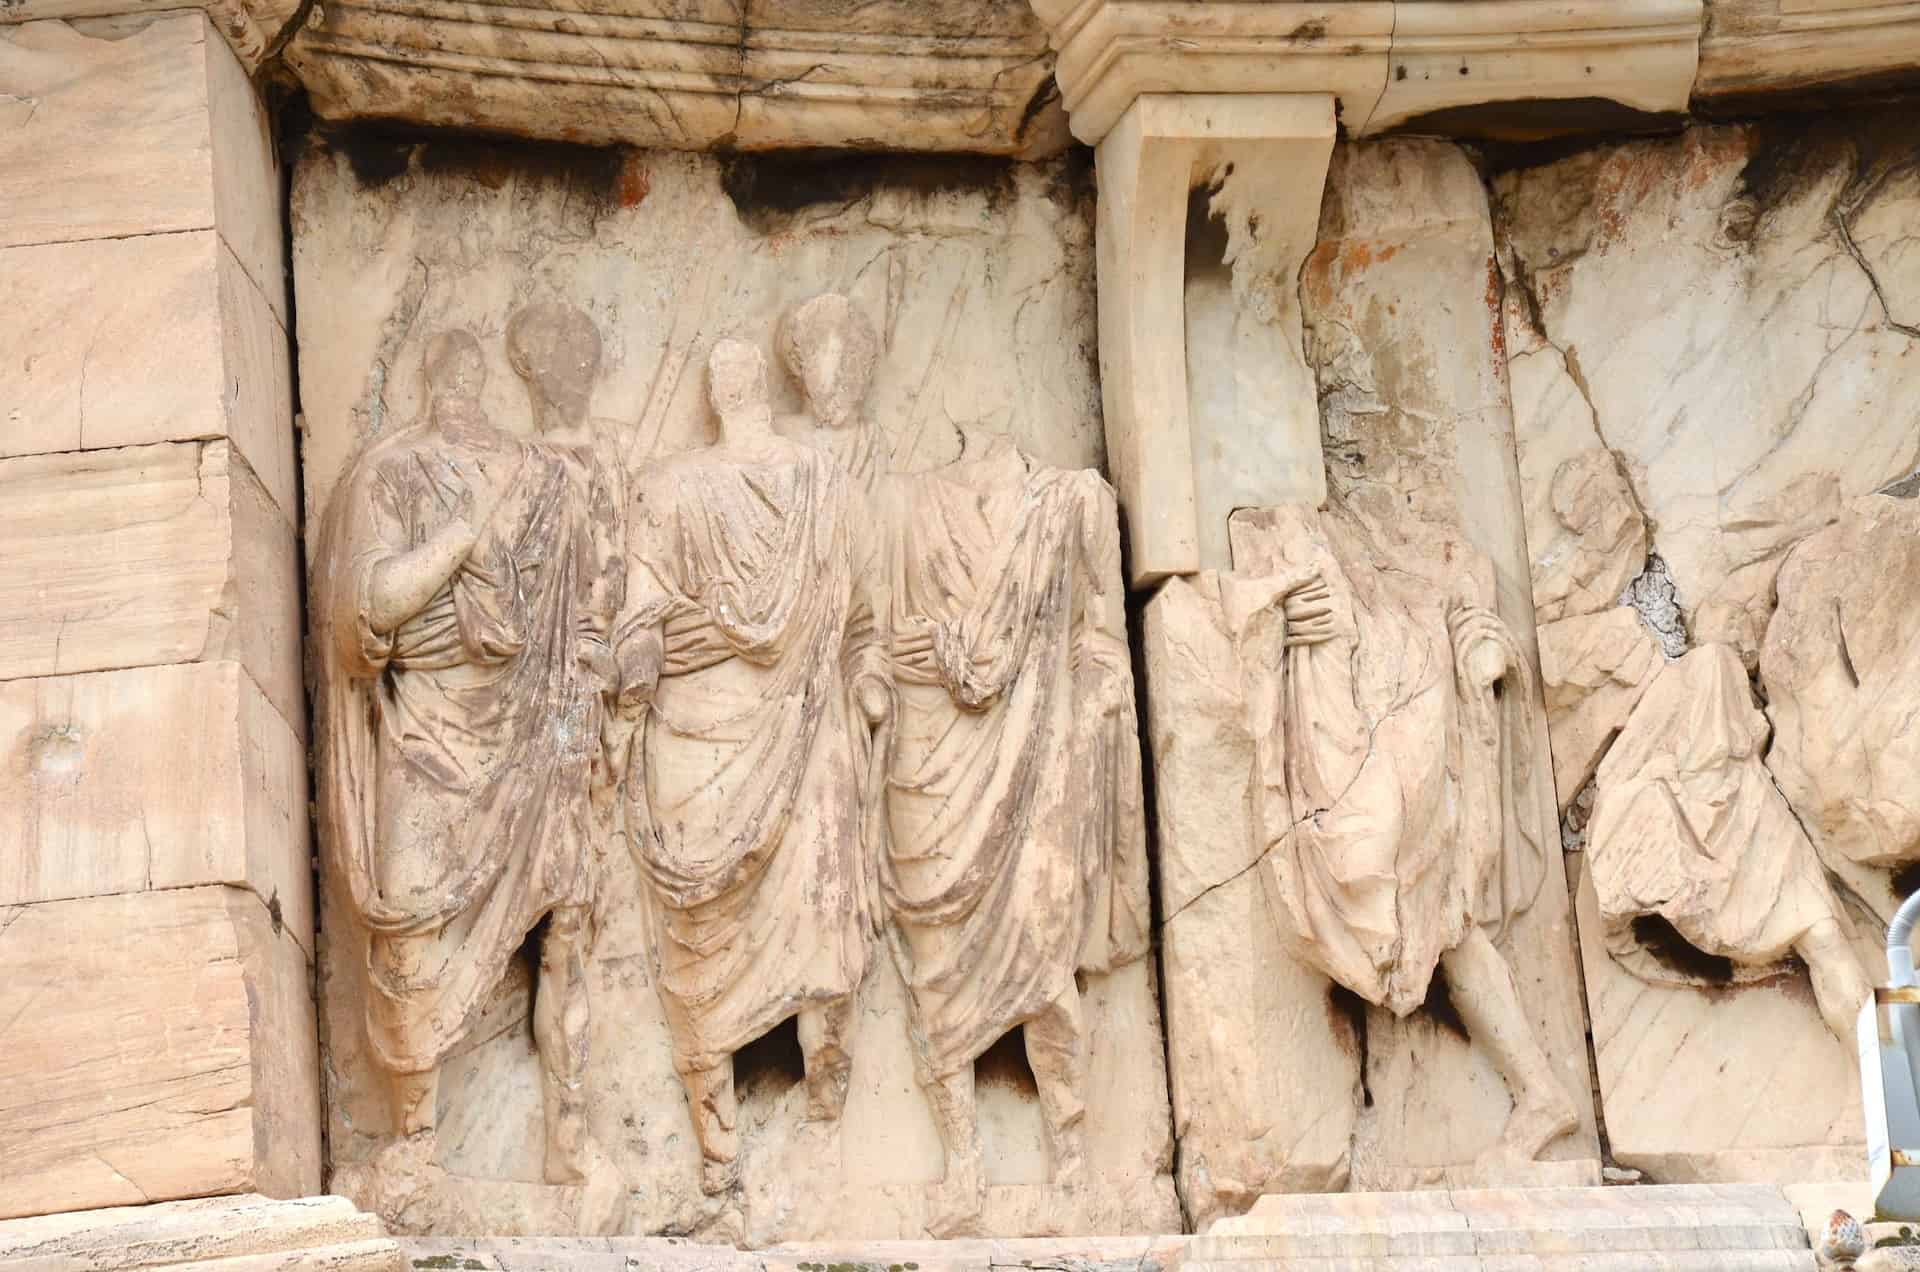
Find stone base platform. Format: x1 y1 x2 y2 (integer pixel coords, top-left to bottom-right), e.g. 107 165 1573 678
1185 1184 1815 1270
0 1195 402 1272
2 1187 1817 1272
393 1185 1815 1272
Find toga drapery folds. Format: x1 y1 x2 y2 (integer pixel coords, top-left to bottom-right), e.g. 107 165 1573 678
1228 503 1546 1017
619 442 872 1076
878 440 1150 1082
314 427 617 1075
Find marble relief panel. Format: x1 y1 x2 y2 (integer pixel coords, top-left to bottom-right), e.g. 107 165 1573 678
294 136 1178 1243
1496 112 1920 1183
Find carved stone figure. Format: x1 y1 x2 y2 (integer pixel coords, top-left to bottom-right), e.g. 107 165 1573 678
312 325 624 1192
618 338 874 1196
1764 494 1920 917
1586 643 1870 1042
1226 501 1580 1166
777 292 883 488
873 433 1151 1235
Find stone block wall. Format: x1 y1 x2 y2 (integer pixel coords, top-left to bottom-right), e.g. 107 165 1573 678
0 11 317 1218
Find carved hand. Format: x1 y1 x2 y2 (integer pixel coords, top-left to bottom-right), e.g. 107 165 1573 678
1282 574 1338 648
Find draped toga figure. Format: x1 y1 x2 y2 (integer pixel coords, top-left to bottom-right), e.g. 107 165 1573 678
873 433 1150 1233
618 338 875 1196
313 323 624 1191
1225 501 1579 1165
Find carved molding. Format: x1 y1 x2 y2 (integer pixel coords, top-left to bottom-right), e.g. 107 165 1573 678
1697 0 1920 101
0 0 302 67
1095 92 1336 586
1029 0 1702 145
284 1 1070 155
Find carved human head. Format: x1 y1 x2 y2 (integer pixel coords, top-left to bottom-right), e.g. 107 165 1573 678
706 338 771 435
778 293 877 430
423 329 487 426
506 302 602 429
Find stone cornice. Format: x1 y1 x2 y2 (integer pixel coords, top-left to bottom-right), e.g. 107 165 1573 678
0 0 303 67
283 1 1070 155
1030 0 1705 145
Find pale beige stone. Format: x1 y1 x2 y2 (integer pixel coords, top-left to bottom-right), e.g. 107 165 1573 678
0 661 311 951
1763 494 1920 910
0 14 283 321
1188 1183 1816 1267
1526 450 1649 627
0 1195 397 1272
870 435 1152 1236
0 441 302 736
1538 607 1663 811
1367 0 1702 136
1145 574 1358 1226
1094 93 1337 583
292 145 1100 556
286 2 1067 158
1698 0 1920 103
0 887 319 1220
1697 556 1789 673
1588 644 1870 1042
1574 861 1876 1186
314 319 626 1228
1497 119 1920 624
0 231 297 520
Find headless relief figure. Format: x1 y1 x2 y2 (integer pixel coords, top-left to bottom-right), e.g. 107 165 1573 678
313 321 624 1193
874 434 1151 1236
1588 643 1872 1043
618 338 874 1196
1226 502 1581 1167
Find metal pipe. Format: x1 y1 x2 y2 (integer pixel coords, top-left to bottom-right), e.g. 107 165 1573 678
1891 889 1920 987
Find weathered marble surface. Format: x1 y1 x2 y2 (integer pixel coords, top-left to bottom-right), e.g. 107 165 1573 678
294 137 1174 1243
293 140 1102 548
1498 113 1920 1185
287 1 1068 158
1764 494 1920 921
0 887 319 1220
0 661 311 951
0 1195 399 1272
1150 138 1598 1230
1497 113 1920 629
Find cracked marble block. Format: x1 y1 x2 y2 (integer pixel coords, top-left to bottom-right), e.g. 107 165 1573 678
1147 139 1598 1230
0 12 293 515
0 886 320 1220
1497 112 1920 1184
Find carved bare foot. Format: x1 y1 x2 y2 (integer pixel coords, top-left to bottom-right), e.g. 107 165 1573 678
1488 1093 1580 1164
925 1153 984 1239
570 1135 628 1236
701 1151 741 1197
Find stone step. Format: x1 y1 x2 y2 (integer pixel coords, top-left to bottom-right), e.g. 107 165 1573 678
1182 1184 1814 1270
0 1195 402 1272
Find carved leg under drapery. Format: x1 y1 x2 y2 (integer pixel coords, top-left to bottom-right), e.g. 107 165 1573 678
1023 986 1088 1189
798 995 857 1122
536 905 594 1185
1437 927 1580 1163
921 1064 984 1238
1798 916 1874 1044
674 1059 741 1196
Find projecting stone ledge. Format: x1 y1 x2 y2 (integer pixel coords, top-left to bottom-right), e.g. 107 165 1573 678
377 1186 1819 1271
0 1195 400 1272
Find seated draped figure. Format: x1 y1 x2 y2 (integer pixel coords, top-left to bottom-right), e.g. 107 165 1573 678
1222 500 1581 1166
312 309 627 1206
870 430 1151 1237
614 337 876 1197
1586 643 1871 1042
